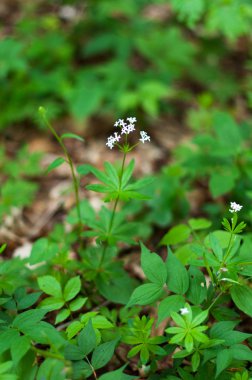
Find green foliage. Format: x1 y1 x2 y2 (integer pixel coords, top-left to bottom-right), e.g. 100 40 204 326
0 147 41 221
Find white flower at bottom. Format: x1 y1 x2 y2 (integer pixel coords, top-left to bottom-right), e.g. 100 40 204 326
229 202 243 213
139 131 150 143
180 307 189 315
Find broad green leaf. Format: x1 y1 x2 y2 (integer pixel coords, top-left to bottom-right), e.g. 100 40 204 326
209 233 223 261
160 224 191 245
66 321 83 340
11 335 30 364
45 157 65 174
69 297 87 312
0 329 20 355
0 361 13 374
140 243 167 285
37 358 65 380
216 349 233 377
63 276 81 301
158 295 185 324
17 292 42 310
188 218 211 231
166 249 189 294
231 285 252 317
61 133 84 142
38 276 62 298
78 320 97 356
12 309 47 330
55 308 70 324
127 283 164 307
186 267 207 305
39 297 64 311
230 344 252 361
209 171 236 198
91 339 118 370
99 364 137 380
64 344 84 361
29 238 58 264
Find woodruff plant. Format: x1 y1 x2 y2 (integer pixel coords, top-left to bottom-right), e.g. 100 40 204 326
1 110 252 379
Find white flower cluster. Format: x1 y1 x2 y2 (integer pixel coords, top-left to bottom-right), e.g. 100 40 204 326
106 117 150 149
229 201 243 213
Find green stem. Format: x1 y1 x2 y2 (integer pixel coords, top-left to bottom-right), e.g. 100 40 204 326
40 110 82 235
99 151 127 268
208 291 223 311
85 356 98 380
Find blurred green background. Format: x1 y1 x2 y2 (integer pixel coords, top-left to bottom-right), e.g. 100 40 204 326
1 0 252 130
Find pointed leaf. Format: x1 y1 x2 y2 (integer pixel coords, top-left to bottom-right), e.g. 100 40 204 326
140 243 167 285
45 157 65 174
127 283 164 307
61 133 84 142
91 339 118 370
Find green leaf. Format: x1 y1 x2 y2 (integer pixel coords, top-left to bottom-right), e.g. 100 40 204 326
99 364 137 380
158 295 185 324
69 297 87 312
160 224 191 245
216 349 233 377
209 233 223 261
188 218 212 231
166 249 189 294
61 133 84 142
186 267 207 305
121 159 135 188
66 321 83 340
38 276 62 298
0 243 7 254
11 335 30 364
184 333 194 352
230 344 252 361
231 285 252 317
55 308 70 324
91 339 118 370
127 283 164 307
0 329 20 355
191 351 200 372
209 171 236 198
12 309 47 330
63 276 81 301
0 361 13 374
45 157 65 174
78 320 97 356
39 297 64 311
29 238 58 265
64 344 84 361
191 310 208 328
140 243 167 285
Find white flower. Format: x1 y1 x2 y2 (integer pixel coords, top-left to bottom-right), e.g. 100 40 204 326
127 123 135 133
127 117 137 123
229 202 243 213
180 307 189 315
139 131 150 143
113 132 121 142
114 118 125 128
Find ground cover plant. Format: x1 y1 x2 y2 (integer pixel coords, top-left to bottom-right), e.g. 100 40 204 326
0 111 252 379
1 0 252 379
